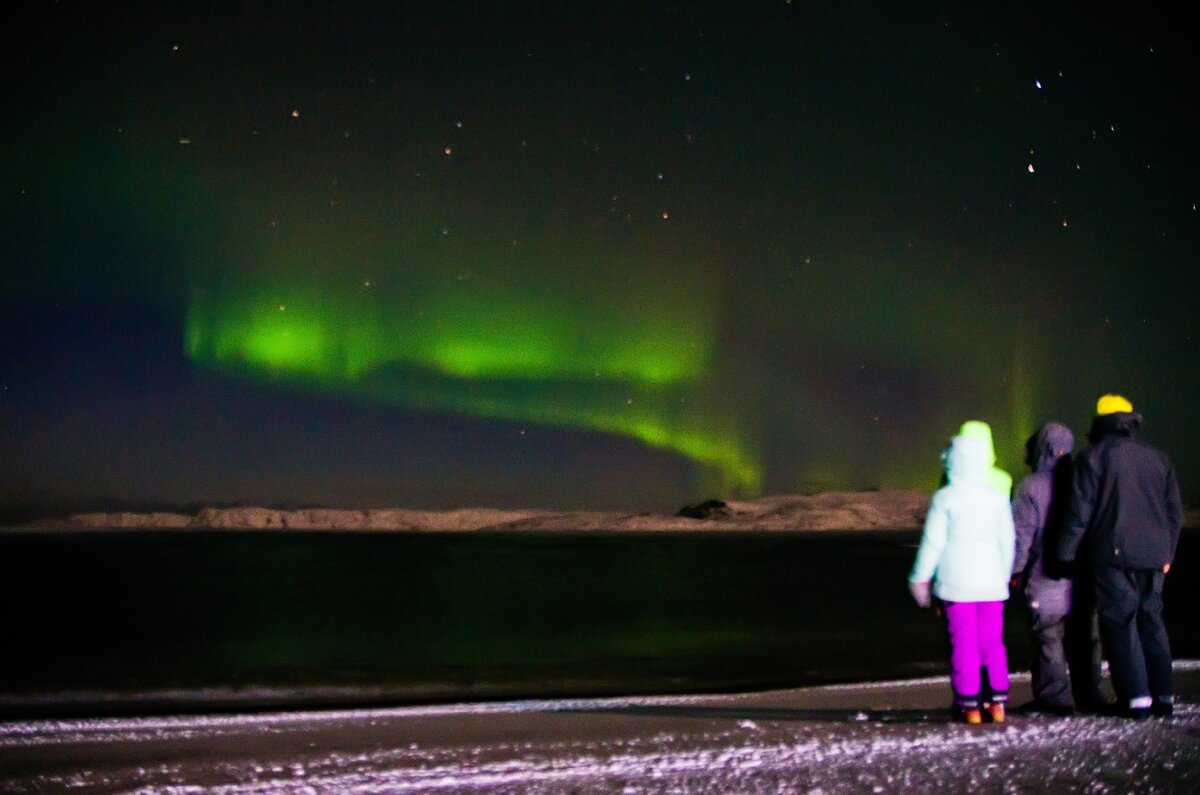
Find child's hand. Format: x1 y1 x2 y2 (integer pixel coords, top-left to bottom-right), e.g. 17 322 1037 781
908 580 932 608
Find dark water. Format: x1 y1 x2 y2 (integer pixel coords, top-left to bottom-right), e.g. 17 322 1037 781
1 529 1196 717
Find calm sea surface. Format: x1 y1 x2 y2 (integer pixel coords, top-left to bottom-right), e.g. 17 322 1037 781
1 528 1196 717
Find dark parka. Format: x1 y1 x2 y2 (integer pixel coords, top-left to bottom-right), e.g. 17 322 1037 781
1012 423 1075 614
1058 412 1183 569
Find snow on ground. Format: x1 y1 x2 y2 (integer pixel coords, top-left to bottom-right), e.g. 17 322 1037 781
104 707 1196 794
4 665 1200 793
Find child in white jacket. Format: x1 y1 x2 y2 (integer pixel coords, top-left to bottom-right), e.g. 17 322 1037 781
910 426 1016 723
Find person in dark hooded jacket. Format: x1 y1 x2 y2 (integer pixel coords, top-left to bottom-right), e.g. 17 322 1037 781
1059 394 1183 719
1011 422 1104 714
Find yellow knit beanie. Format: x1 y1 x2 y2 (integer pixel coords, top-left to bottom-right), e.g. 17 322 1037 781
1096 394 1134 415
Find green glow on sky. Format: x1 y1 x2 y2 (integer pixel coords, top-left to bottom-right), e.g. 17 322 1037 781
185 278 761 494
1006 345 1037 475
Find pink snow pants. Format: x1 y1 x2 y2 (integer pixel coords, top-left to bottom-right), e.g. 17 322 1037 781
943 600 1009 707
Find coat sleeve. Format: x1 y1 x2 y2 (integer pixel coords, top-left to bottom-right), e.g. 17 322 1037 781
910 492 948 583
998 496 1016 579
1059 453 1096 563
1011 479 1039 576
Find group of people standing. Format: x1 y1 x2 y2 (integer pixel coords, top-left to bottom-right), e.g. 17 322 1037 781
908 394 1184 724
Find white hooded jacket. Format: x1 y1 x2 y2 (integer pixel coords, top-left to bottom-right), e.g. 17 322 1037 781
910 434 1016 602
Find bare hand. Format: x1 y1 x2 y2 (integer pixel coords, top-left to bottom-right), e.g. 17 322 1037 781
1164 563 1171 574
909 580 932 608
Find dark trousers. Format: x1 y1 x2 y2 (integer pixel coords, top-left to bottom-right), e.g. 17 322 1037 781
1028 607 1071 707
1094 566 1173 707
1065 574 1106 710
1027 600 1102 709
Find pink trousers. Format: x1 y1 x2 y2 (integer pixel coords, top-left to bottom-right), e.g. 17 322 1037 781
944 600 1009 707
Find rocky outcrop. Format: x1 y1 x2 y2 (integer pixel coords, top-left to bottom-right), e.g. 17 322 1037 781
46 493 1200 533
68 511 193 528
55 490 935 531
676 499 732 520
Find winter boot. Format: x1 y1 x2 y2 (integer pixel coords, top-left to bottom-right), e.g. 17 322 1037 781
956 695 983 724
1151 696 1174 718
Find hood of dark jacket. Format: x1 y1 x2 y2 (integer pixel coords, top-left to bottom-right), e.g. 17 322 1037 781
1025 422 1074 473
1087 411 1142 444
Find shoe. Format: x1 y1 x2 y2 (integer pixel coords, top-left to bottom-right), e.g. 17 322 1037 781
1151 698 1174 718
962 708 983 724
1015 700 1074 717
1126 707 1151 721
1076 699 1116 716
986 702 1006 723
1040 702 1074 717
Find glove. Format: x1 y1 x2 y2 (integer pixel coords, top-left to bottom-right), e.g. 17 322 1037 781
909 580 932 608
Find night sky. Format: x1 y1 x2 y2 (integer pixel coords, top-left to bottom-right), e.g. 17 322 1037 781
3 3 1198 512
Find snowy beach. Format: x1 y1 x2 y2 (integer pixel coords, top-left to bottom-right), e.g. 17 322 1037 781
5 664 1200 793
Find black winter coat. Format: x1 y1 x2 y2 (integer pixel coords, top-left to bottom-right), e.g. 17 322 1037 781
1058 412 1183 569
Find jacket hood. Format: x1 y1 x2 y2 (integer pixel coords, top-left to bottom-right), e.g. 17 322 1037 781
945 434 993 484
1088 411 1142 444
1025 422 1074 473
957 420 998 465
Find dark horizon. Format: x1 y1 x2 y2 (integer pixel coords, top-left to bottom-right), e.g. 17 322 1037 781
4 3 1198 511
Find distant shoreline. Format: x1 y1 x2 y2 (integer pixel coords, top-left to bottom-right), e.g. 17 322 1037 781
19 490 939 532
12 490 1199 532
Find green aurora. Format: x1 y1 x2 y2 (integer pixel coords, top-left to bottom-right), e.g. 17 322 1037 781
10 3 1196 510
184 263 762 494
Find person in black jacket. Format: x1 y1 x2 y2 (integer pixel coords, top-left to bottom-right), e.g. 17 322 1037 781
1059 394 1183 719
